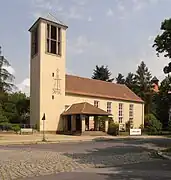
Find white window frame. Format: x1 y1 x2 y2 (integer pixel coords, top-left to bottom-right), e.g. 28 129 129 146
94 100 99 108
107 102 112 113
129 104 134 125
118 103 123 123
46 24 62 56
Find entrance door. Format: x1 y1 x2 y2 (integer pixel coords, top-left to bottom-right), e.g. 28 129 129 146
76 115 81 131
67 115 71 131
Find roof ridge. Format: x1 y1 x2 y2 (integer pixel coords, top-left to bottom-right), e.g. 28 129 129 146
81 102 87 113
47 13 67 26
66 74 144 103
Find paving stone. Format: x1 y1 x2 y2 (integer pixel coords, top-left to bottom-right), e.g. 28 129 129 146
0 147 154 180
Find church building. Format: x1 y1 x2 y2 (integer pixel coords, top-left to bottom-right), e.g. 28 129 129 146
29 15 144 134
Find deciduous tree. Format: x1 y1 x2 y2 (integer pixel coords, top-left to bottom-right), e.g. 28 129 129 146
153 18 171 73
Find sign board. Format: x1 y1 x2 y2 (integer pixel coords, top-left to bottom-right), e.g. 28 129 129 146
20 128 33 133
130 129 142 136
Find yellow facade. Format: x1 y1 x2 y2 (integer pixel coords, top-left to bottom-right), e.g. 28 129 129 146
65 94 144 129
29 16 144 133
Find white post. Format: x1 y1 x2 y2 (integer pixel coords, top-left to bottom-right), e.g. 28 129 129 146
105 119 109 132
81 115 85 132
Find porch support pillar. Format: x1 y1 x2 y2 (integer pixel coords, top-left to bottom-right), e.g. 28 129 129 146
105 119 109 132
81 115 86 132
89 116 94 130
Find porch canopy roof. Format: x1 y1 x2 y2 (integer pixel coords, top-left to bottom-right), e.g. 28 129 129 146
62 102 110 116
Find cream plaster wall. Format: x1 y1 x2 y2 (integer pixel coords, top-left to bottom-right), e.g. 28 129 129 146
30 24 41 129
30 19 67 131
30 53 40 129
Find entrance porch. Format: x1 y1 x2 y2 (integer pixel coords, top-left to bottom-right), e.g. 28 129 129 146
62 102 110 135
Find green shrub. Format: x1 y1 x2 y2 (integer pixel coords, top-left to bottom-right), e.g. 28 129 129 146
0 122 12 131
11 124 21 133
146 114 162 135
108 122 119 136
139 124 144 129
0 114 8 123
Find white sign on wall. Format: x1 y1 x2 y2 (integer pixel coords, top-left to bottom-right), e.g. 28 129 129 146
130 129 142 136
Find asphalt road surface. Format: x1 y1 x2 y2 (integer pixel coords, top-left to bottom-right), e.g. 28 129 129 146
0 137 171 180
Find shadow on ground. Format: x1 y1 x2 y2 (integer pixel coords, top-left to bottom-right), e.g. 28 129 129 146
62 138 171 180
93 137 171 148
63 145 156 168
63 137 171 168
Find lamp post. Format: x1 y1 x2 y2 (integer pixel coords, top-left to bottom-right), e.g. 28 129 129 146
42 113 46 142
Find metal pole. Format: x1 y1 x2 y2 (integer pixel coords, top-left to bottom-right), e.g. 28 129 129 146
42 118 46 142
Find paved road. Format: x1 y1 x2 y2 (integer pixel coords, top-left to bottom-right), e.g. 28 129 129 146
0 137 171 180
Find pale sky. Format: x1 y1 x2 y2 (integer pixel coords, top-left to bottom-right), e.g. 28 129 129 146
0 0 171 94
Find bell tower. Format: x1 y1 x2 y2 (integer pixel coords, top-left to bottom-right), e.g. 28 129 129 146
29 14 68 132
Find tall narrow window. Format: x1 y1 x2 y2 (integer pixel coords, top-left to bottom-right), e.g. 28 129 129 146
31 26 38 57
129 104 134 127
107 102 112 113
118 103 123 123
94 100 99 108
46 24 62 56
57 28 61 55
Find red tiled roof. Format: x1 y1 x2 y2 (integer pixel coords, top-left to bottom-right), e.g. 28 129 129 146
65 75 143 103
62 102 110 116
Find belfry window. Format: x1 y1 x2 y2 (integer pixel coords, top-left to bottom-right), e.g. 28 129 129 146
31 26 38 57
47 24 61 55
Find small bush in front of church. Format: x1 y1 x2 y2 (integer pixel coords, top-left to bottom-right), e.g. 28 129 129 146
108 122 119 136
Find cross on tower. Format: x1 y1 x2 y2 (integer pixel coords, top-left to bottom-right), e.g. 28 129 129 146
52 68 61 95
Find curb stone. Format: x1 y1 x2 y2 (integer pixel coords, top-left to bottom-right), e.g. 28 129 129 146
0 135 170 146
0 139 94 146
157 151 171 160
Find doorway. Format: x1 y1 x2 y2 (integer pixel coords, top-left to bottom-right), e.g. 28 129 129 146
67 115 71 131
76 115 81 131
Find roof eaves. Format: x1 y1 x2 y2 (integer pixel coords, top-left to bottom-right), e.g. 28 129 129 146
66 91 144 103
29 17 68 32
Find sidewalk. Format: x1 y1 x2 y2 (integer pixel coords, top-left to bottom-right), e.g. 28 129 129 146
0 134 102 145
0 133 169 145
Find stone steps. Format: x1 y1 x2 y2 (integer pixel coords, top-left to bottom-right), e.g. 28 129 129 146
81 131 108 136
